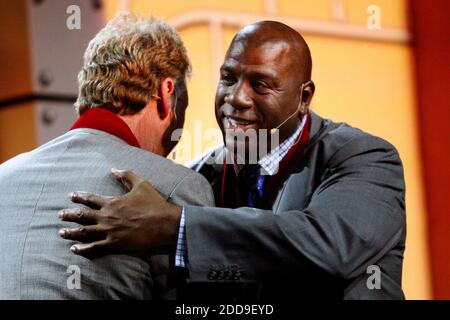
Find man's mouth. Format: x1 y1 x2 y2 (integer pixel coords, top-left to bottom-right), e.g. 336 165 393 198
224 116 258 131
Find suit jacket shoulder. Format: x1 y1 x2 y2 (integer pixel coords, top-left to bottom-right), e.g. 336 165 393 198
0 128 214 300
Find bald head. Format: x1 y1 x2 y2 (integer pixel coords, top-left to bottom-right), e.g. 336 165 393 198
216 21 316 157
230 21 312 83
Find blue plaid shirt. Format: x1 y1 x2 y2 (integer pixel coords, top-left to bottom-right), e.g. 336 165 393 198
175 114 309 268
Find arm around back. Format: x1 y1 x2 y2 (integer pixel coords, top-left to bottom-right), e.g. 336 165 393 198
184 134 406 283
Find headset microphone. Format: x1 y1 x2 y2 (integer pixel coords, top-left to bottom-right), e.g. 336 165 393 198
270 81 310 135
270 110 299 134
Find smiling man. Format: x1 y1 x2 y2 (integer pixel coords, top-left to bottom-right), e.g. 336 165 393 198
218 23 312 149
60 21 406 300
216 21 314 177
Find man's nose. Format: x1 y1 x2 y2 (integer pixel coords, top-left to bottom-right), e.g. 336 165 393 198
224 81 252 109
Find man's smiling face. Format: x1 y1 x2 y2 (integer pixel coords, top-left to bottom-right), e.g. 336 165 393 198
215 33 306 160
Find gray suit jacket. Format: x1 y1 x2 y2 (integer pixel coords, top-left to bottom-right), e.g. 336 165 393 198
0 128 214 300
183 111 406 300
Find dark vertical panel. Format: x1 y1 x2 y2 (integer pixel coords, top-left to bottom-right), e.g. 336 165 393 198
410 0 450 299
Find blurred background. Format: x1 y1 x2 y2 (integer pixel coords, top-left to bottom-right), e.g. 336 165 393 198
0 0 448 299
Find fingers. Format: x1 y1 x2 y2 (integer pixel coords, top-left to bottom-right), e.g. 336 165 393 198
111 168 145 191
58 225 104 242
58 207 99 225
69 191 110 209
70 239 110 257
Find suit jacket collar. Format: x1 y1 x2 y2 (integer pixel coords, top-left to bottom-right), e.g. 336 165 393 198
309 109 325 141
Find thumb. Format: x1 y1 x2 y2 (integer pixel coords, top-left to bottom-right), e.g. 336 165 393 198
111 168 143 191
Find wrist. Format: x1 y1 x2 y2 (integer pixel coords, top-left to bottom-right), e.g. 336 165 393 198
161 203 182 246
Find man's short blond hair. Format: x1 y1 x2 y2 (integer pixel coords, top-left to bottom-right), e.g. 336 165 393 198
75 12 191 115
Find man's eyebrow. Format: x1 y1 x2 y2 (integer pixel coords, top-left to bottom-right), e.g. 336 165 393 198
250 71 275 79
248 70 280 86
220 64 235 73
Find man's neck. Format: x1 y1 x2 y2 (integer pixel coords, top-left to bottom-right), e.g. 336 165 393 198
118 105 162 155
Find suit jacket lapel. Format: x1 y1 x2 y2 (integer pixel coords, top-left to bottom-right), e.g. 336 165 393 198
271 110 327 212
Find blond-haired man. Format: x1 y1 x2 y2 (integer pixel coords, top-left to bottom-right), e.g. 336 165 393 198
0 13 213 299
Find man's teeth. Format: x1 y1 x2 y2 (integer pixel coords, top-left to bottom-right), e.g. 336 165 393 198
228 118 251 126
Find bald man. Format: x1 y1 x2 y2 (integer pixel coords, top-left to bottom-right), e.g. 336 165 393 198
60 21 406 300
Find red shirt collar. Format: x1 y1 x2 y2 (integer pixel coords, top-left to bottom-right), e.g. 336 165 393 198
70 108 140 148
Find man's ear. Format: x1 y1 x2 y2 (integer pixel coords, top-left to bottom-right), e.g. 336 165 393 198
299 80 315 114
156 77 175 120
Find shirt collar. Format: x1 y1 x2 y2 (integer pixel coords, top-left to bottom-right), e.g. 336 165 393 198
259 113 308 175
70 108 140 148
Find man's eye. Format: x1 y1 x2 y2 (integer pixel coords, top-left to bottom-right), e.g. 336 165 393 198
253 81 269 91
221 74 235 85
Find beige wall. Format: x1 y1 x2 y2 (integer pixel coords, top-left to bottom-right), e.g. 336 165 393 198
0 1 32 99
0 1 36 162
0 103 36 161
